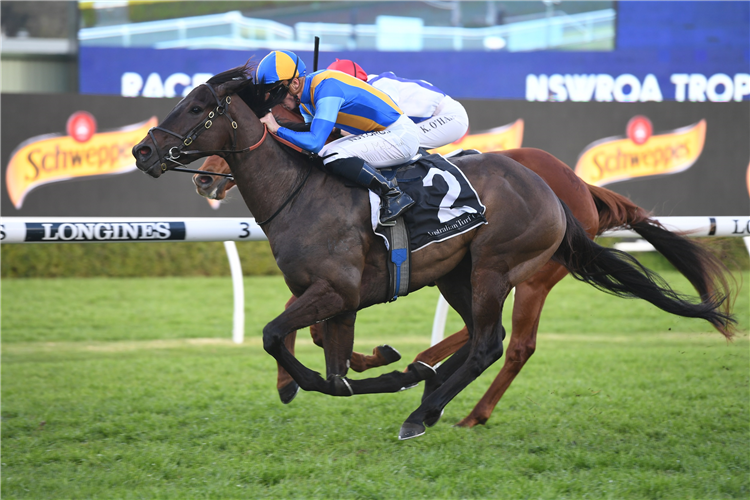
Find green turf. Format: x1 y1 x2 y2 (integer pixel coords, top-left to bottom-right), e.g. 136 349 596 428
2 273 748 499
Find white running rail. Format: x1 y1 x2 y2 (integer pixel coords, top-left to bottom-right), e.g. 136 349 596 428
2 216 748 345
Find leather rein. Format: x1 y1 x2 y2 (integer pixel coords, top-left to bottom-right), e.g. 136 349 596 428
146 82 314 226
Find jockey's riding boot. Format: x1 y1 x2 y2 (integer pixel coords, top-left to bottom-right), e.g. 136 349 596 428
325 157 415 226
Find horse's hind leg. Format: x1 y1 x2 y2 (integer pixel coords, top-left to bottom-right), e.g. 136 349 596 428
309 318 401 372
456 261 569 427
400 217 565 439
399 269 511 440
412 327 469 367
418 256 475 404
322 313 437 394
310 315 401 372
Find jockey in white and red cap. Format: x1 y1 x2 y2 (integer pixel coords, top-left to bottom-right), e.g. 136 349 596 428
328 59 469 149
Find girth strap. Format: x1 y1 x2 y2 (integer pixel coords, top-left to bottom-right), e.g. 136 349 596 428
381 216 411 302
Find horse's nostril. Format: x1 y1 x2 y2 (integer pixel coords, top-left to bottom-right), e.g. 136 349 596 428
197 175 213 185
139 147 151 157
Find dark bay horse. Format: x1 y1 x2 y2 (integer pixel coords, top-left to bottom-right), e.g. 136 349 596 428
192 147 735 427
133 64 735 439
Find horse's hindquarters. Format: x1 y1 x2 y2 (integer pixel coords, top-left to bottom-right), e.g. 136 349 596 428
462 154 566 287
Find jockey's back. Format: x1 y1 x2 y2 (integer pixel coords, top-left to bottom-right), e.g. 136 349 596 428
367 72 446 125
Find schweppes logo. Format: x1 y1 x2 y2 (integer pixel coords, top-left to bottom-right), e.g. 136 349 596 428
5 113 158 209
431 119 524 155
574 116 706 186
24 222 186 242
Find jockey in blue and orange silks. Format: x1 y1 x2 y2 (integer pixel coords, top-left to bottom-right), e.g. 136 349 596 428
327 59 469 150
256 50 418 226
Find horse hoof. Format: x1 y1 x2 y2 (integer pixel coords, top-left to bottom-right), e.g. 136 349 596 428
398 422 426 440
407 361 437 380
454 414 486 428
376 345 402 365
424 409 444 428
330 375 354 397
278 381 299 405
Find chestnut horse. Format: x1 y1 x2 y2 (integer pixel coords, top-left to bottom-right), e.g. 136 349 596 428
133 64 734 439
193 146 735 428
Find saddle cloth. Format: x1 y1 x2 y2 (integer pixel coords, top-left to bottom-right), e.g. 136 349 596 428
370 152 487 252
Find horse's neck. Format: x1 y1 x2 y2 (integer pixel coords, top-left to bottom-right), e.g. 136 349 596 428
227 134 309 227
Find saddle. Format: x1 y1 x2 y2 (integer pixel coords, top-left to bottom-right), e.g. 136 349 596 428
373 149 486 302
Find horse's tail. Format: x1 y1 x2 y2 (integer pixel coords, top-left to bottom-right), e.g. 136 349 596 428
552 200 736 339
587 183 652 232
587 183 736 338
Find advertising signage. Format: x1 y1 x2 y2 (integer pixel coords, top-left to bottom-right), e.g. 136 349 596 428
79 46 750 102
3 93 747 218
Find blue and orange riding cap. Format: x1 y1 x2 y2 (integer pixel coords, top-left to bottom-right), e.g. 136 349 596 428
256 50 307 85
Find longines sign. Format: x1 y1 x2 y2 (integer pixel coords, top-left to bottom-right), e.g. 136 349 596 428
24 221 185 242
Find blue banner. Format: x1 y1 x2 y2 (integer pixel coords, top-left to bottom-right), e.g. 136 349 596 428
80 46 750 102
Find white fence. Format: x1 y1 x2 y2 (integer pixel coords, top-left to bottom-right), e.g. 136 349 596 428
79 9 615 52
79 12 298 49
0 217 266 244
2 216 749 345
0 217 266 344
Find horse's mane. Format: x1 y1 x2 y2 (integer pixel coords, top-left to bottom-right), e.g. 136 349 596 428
207 60 287 118
207 61 321 162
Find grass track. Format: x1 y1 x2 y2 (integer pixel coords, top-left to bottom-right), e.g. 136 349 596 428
2 272 749 499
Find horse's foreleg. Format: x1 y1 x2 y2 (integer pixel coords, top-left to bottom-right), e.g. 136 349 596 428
264 282 431 396
263 281 354 397
323 312 356 379
265 280 436 397
276 330 299 404
277 296 301 404
287 295 401 373
456 262 569 427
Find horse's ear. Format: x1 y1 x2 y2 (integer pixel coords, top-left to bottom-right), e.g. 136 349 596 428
219 78 249 96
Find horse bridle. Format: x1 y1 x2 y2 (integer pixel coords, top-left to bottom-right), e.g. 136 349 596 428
146 82 266 177
146 81 314 226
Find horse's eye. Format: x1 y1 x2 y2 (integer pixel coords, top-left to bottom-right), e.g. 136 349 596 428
190 106 202 114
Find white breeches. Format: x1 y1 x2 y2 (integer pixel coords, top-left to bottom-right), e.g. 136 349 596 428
415 96 469 149
320 114 421 168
